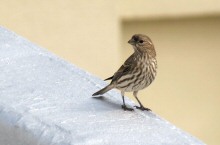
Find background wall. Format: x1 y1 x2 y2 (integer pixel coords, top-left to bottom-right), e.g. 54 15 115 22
1 0 220 145
0 0 120 77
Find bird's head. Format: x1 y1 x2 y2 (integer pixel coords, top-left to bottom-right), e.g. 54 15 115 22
128 34 156 57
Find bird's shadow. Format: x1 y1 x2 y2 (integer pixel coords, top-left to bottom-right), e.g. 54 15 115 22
91 96 155 115
91 96 123 111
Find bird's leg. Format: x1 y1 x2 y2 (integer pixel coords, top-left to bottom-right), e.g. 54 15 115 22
122 96 134 111
133 91 151 111
121 92 133 111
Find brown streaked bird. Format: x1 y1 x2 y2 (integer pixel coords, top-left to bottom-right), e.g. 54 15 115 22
92 34 157 111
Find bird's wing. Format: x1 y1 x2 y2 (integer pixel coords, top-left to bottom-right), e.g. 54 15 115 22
111 53 135 82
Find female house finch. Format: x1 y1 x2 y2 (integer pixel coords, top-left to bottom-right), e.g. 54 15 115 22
92 34 157 111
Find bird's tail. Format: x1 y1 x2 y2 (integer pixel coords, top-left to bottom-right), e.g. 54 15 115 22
92 84 114 96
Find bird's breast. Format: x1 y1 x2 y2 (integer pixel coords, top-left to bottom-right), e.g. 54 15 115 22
116 56 157 92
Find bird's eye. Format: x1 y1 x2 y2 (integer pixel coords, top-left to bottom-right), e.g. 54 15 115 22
139 40 144 43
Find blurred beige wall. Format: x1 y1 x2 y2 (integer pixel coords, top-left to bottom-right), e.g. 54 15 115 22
117 0 220 18
1 0 220 145
0 0 120 78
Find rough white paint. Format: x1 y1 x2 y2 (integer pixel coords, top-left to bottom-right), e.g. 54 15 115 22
0 26 205 145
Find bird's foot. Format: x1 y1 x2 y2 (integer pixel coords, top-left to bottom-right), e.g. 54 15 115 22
135 106 151 111
121 105 134 111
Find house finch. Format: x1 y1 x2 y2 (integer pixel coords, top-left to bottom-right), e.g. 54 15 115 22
92 34 157 111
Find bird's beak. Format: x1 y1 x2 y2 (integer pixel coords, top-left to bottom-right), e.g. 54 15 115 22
128 39 135 45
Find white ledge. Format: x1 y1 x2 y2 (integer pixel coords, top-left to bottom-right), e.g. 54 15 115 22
0 26 205 145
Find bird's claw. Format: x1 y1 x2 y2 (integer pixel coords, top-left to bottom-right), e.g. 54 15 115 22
121 105 134 111
135 106 151 111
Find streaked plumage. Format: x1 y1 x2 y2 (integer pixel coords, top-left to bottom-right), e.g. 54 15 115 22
92 34 157 111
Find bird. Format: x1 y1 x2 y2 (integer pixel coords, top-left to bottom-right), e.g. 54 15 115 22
92 34 157 111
